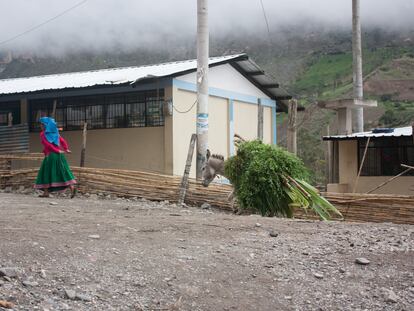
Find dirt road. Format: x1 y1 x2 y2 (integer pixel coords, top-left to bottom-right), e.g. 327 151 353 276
0 192 413 310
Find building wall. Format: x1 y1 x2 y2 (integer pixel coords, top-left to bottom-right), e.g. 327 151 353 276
327 139 414 195
234 101 258 141
177 64 269 99
172 89 228 177
263 107 272 144
29 127 165 173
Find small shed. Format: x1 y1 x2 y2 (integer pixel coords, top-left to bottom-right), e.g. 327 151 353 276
0 54 290 177
323 126 414 195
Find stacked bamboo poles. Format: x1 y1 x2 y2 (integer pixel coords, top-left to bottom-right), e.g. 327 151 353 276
1 168 414 224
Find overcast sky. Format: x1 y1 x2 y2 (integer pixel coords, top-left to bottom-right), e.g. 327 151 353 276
1 0 413 55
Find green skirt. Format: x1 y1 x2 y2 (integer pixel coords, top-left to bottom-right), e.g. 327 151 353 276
35 152 76 192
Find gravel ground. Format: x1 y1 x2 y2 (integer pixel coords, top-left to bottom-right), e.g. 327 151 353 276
0 192 413 311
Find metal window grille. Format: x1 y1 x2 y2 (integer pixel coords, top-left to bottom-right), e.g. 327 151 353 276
28 90 165 132
358 137 414 176
0 101 21 126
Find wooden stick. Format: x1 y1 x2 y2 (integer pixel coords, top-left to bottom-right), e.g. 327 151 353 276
80 122 87 167
366 165 413 194
178 134 196 205
352 137 370 193
401 164 414 170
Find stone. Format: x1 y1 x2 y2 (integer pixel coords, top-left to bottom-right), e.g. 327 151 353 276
201 203 211 210
88 234 100 239
269 231 279 237
339 268 346 273
313 272 324 279
22 280 39 287
64 289 76 300
49 202 58 206
385 289 398 303
4 186 12 193
255 223 262 227
40 269 47 279
355 257 370 265
75 293 92 302
0 267 18 278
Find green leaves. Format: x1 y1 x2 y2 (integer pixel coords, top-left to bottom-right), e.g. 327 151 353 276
224 140 341 220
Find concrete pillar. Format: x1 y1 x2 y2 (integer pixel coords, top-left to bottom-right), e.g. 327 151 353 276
163 86 174 174
20 98 28 124
338 107 352 135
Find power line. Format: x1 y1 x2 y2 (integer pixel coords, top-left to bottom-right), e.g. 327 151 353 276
0 0 89 47
257 0 305 100
259 0 271 41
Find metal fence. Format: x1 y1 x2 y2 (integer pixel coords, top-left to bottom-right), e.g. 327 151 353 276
0 124 29 154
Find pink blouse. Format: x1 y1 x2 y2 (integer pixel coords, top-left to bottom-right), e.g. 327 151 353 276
40 132 69 156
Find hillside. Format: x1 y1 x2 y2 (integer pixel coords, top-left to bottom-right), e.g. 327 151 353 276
0 28 413 183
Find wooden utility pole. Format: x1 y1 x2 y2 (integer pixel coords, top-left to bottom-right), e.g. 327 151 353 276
80 122 87 167
352 0 364 132
287 99 297 155
196 0 209 179
257 99 264 141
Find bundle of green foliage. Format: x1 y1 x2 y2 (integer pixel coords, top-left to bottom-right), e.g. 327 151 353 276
224 140 342 220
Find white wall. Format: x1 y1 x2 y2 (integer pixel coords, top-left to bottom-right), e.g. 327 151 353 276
176 63 270 99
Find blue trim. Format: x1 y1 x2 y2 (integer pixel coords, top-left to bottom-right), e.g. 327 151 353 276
259 98 276 108
173 78 276 108
272 107 277 145
228 99 235 156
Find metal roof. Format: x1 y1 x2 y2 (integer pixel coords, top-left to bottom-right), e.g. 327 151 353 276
323 126 413 141
0 53 290 104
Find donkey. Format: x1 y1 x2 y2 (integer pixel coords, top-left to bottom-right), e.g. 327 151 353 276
201 134 246 187
201 150 225 187
201 149 239 212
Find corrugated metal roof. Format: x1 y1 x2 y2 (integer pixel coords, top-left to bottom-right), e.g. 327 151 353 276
0 54 243 95
323 126 413 140
0 54 290 102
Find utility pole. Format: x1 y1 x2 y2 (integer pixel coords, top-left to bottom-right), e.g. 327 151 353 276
287 99 297 155
196 0 209 179
352 0 364 132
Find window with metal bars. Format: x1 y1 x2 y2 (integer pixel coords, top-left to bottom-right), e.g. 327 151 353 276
0 101 21 126
358 137 414 176
29 90 164 131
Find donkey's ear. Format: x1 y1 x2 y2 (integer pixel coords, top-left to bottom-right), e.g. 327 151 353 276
206 149 211 160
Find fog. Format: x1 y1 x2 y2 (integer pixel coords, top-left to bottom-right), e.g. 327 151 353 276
1 0 413 55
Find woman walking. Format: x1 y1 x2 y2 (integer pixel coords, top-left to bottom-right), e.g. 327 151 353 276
34 117 77 198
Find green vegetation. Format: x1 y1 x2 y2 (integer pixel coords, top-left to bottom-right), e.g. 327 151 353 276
224 140 342 220
379 101 414 127
292 47 413 99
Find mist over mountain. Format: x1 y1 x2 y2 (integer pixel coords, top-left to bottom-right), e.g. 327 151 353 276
1 0 413 56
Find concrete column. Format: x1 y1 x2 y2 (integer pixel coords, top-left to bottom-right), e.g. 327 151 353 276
228 99 234 156
20 98 28 124
338 107 352 135
163 86 174 174
352 0 364 132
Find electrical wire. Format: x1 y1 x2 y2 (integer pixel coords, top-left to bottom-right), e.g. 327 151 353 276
172 99 197 114
257 0 305 100
0 0 89 46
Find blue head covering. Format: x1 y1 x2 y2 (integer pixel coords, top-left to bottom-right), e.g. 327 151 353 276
40 117 60 146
